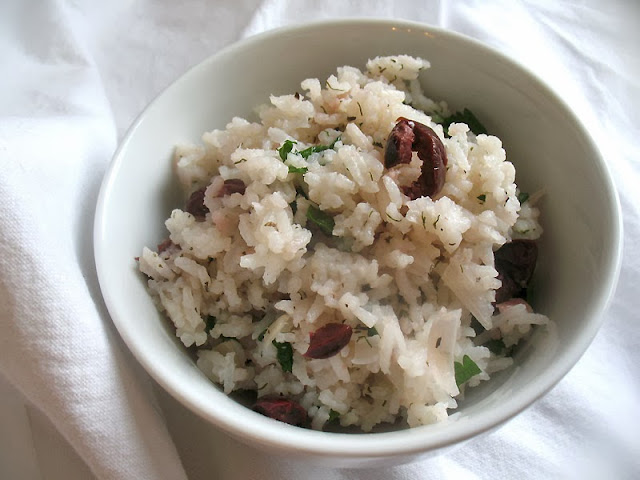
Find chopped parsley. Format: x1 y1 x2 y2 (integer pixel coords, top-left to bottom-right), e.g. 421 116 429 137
328 409 340 422
277 138 341 174
272 340 293 373
204 316 216 334
296 136 341 159
435 108 488 137
433 214 441 229
454 355 482 387
287 165 308 174
306 204 335 236
278 139 297 160
485 338 507 356
429 112 445 124
354 325 379 347
477 194 486 203
295 186 309 200
517 191 530 204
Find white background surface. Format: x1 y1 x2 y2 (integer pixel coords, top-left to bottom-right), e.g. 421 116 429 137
1 1 639 479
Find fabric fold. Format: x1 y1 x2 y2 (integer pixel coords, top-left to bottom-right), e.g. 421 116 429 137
0 0 188 478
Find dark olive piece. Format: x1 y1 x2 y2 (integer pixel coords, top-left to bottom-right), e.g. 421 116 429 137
384 117 448 199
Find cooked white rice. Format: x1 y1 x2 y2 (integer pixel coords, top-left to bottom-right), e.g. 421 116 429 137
139 55 549 431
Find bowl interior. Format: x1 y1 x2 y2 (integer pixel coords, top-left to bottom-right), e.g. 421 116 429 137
94 19 622 463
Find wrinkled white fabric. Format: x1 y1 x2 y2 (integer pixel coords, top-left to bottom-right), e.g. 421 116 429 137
1 0 638 479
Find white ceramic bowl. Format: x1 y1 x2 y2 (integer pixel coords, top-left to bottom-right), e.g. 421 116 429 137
94 19 623 467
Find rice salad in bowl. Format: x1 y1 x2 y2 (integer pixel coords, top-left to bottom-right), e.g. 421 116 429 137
137 55 550 432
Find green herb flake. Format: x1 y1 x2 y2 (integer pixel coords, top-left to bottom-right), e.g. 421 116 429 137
328 409 340 422
477 194 486 203
454 355 482 387
295 186 309 200
485 338 507 356
433 214 441 229
297 136 341 159
279 137 341 173
272 340 293 373
288 165 308 174
306 204 335 236
278 140 297 161
436 108 488 137
257 328 268 341
204 316 216 334
517 191 530 204
430 113 444 124
367 326 379 337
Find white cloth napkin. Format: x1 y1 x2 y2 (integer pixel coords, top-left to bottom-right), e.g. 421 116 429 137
1 1 639 479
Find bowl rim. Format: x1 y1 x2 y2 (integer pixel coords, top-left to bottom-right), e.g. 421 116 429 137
94 17 624 458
